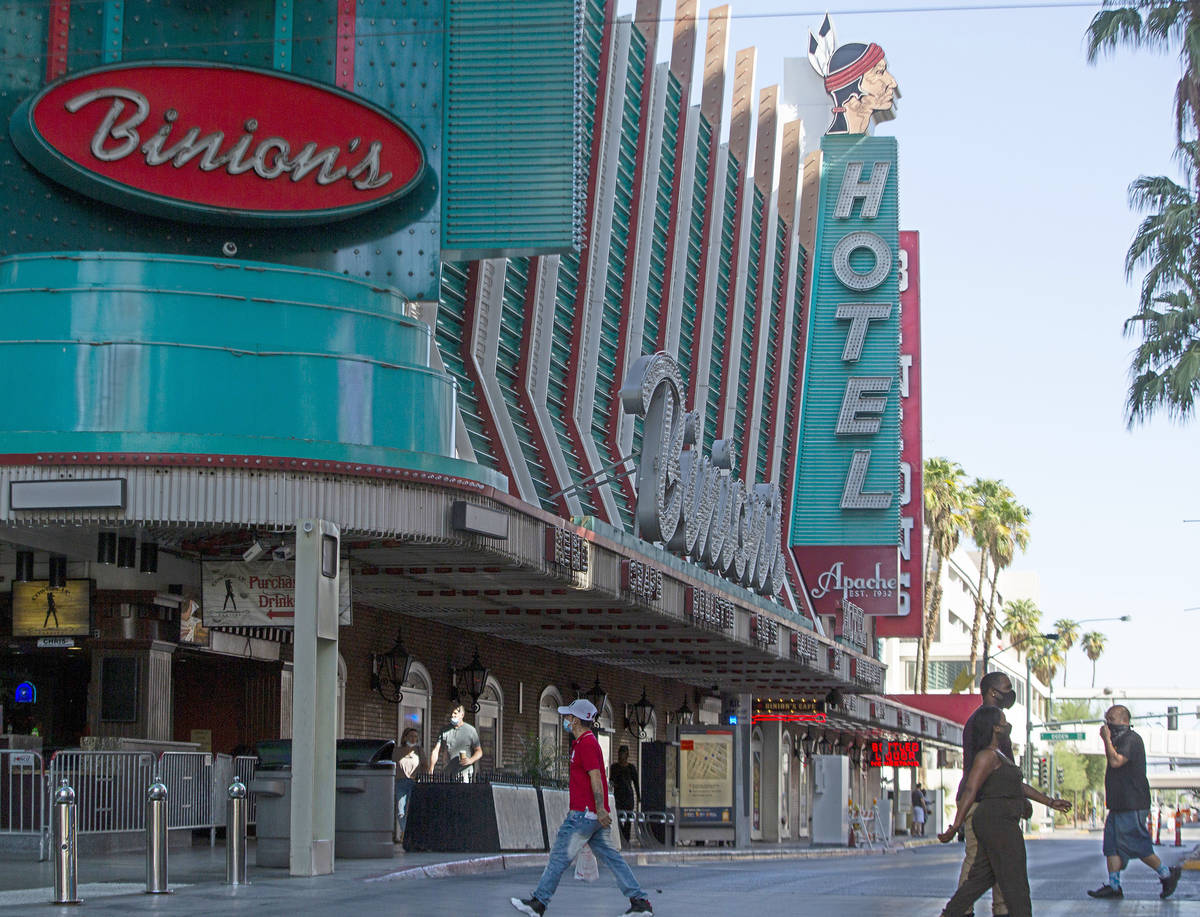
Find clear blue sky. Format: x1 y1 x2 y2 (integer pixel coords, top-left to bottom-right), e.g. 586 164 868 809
628 0 1198 691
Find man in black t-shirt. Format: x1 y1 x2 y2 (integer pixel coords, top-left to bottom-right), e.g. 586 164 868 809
1087 705 1181 900
951 671 1016 917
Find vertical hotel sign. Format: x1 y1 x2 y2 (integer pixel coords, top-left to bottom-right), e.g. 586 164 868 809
790 134 901 618
876 232 923 638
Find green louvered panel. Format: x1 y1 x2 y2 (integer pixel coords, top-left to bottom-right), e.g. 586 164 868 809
438 262 500 473
641 73 681 357
592 26 645 532
677 114 711 393
755 214 789 481
781 243 809 489
704 153 739 451
497 258 555 508
734 186 764 446
548 251 599 515
443 0 580 259
791 134 901 546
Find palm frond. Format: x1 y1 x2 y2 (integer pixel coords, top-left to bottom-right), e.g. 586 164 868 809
1086 7 1147 62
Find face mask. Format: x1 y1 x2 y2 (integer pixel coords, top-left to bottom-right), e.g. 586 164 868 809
1107 723 1129 737
404 740 418 747
450 715 462 727
997 689 1016 710
998 722 1013 737
563 718 573 731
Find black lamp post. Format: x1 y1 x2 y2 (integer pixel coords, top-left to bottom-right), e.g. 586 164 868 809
459 649 489 713
370 629 412 704
627 687 654 738
676 695 694 726
583 676 607 717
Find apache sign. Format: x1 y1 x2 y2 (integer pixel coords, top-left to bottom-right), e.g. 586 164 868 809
621 353 786 598
10 63 425 226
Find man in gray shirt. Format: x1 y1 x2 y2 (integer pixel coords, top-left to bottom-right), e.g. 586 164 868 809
428 703 483 781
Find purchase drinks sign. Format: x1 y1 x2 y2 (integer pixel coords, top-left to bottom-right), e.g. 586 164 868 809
790 134 901 617
202 561 351 628
10 62 425 226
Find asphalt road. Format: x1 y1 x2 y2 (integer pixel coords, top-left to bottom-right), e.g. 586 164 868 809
0 835 1194 915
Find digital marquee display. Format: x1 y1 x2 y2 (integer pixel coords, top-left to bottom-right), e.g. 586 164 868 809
868 740 921 768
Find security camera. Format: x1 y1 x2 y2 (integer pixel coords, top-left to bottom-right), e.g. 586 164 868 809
272 545 295 561
242 541 265 562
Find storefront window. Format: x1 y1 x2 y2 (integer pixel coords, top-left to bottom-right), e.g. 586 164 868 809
539 686 565 781
476 676 503 770
399 662 432 750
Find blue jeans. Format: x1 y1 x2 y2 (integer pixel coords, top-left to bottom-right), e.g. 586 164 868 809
533 811 646 905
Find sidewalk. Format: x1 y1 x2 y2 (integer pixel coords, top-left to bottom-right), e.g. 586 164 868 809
0 834 940 905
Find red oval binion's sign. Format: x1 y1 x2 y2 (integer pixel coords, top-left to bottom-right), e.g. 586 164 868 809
10 63 426 227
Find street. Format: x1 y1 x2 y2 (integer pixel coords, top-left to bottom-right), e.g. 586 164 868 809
0 835 1194 915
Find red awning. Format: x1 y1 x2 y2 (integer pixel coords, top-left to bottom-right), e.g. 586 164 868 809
888 693 980 727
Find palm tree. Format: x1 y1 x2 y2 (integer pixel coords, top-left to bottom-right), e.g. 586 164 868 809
1002 598 1041 652
1086 5 1200 425
1082 631 1108 688
966 479 1011 673
920 458 968 692
980 496 1031 665
1086 4 1200 149
1053 619 1080 686
1028 633 1064 688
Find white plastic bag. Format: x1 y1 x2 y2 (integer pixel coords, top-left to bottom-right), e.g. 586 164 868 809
573 843 599 882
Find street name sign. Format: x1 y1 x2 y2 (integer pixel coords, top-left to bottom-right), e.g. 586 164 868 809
1040 731 1085 741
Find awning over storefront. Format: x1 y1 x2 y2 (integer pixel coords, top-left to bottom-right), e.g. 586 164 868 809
888 693 980 728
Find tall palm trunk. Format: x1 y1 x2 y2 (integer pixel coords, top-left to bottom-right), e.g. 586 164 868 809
920 552 946 693
1091 657 1097 688
981 566 1001 669
968 550 989 672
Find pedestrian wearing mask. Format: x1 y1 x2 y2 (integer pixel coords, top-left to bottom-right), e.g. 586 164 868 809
1087 705 1181 900
395 727 424 845
952 671 1018 917
428 703 482 781
511 699 654 916
398 727 425 778
939 706 1072 917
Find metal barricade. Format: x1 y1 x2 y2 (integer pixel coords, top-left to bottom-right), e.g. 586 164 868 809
157 751 214 831
47 750 156 838
0 749 46 858
233 755 258 826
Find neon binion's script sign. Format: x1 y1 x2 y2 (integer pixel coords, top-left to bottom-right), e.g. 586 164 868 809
620 353 786 598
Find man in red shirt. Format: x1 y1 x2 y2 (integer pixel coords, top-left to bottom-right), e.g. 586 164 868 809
511 699 654 916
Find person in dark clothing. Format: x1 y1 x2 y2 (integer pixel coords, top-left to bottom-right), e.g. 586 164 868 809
954 671 1017 916
610 745 640 843
1087 705 1182 900
939 706 1071 917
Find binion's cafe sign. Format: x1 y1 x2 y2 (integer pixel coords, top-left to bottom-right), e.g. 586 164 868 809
790 133 902 619
621 353 786 599
9 62 425 226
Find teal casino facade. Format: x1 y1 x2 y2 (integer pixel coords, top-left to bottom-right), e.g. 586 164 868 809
0 1 959 850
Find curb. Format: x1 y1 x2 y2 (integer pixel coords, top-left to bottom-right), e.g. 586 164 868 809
366 838 942 883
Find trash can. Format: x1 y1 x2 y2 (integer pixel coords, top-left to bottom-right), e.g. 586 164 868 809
335 739 397 858
248 740 293 868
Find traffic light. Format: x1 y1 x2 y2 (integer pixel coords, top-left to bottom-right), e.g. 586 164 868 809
1168 706 1179 731
1056 767 1064 785
1037 756 1048 786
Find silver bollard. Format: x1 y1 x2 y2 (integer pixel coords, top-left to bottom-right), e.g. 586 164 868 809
226 775 249 886
145 779 170 894
52 779 80 905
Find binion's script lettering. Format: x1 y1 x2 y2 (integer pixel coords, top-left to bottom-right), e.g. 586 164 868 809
65 88 393 190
